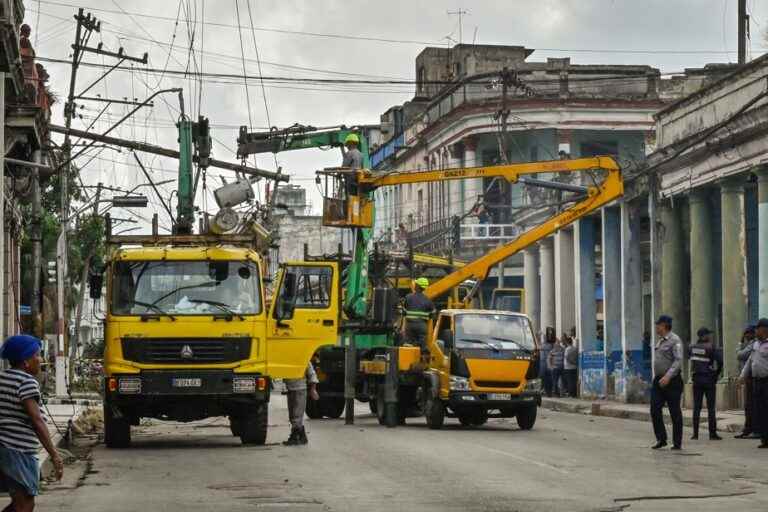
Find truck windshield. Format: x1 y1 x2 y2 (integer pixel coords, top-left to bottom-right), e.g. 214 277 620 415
111 260 261 316
455 314 535 351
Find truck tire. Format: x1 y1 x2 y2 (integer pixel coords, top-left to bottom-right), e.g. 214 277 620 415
239 404 268 445
320 397 345 419
424 394 445 430
229 416 242 437
104 401 131 448
516 405 537 430
375 387 398 427
305 397 323 419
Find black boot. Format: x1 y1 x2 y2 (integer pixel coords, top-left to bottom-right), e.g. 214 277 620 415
298 426 308 445
283 427 301 446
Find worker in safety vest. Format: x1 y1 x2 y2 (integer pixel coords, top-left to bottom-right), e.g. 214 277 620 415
341 133 363 169
402 277 435 353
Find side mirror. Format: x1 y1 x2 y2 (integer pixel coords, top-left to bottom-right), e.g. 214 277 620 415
436 339 446 353
439 329 454 350
89 272 103 300
275 273 297 321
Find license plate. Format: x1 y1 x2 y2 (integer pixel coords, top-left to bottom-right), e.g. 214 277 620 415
488 393 512 401
172 378 202 388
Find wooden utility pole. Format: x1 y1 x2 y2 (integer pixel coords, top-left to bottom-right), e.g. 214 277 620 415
738 0 749 65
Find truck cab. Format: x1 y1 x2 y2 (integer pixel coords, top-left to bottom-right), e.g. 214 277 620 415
489 288 525 313
100 238 339 447
421 309 541 429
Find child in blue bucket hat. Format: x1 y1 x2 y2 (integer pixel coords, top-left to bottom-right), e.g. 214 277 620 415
0 335 63 511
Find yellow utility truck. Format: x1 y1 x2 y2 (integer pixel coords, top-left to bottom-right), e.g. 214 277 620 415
95 228 339 447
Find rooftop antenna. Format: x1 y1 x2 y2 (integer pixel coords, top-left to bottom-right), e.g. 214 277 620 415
447 8 470 45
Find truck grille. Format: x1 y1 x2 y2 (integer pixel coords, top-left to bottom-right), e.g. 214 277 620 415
121 338 251 365
474 381 520 389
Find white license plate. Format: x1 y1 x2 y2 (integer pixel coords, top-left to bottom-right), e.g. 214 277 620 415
488 393 512 401
172 378 202 388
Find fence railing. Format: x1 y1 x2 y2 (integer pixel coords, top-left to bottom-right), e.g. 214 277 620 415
460 224 520 242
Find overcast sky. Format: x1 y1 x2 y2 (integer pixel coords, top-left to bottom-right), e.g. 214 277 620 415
26 0 768 225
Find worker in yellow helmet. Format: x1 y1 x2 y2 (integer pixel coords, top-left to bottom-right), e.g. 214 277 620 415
341 133 363 170
402 277 435 353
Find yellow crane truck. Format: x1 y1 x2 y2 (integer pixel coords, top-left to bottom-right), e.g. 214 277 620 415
316 156 623 428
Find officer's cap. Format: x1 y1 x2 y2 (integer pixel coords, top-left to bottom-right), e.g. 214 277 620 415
696 327 713 338
655 315 673 327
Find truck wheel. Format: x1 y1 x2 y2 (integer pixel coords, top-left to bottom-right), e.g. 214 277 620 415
305 397 323 419
104 401 131 448
320 397 345 419
424 394 445 430
375 387 398 427
239 404 268 445
516 405 537 430
229 416 242 437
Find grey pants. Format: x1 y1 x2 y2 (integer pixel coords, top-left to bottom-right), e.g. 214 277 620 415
287 388 307 429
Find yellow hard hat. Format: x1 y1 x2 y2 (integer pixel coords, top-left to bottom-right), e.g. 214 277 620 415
344 133 360 145
415 277 429 289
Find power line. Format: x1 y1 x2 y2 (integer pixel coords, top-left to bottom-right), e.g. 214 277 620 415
35 0 768 56
36 0 440 46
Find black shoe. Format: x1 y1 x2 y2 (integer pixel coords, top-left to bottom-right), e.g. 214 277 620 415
651 441 667 449
671 445 682 450
734 431 752 439
759 442 768 449
283 428 301 446
298 427 308 445
709 434 723 441
690 434 698 440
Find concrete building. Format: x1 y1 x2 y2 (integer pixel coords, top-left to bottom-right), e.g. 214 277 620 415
640 53 768 408
269 185 342 277
2 2 53 340
369 43 741 404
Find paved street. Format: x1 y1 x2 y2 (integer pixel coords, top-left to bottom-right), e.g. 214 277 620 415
38 396 768 512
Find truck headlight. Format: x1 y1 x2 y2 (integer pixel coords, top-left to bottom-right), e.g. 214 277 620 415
449 375 470 391
118 377 141 394
233 377 256 393
525 378 542 393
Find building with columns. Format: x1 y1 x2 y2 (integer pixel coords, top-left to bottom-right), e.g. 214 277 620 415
369 43 754 405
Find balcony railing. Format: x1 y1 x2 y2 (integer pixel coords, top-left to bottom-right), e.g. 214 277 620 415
460 224 520 242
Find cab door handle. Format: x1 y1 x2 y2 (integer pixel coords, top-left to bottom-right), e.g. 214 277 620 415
323 320 334 326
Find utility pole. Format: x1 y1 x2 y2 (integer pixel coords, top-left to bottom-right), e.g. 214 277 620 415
738 0 749 65
57 8 100 397
447 9 470 45
30 151 43 338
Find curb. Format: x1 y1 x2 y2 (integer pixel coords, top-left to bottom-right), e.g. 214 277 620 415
540 398 744 433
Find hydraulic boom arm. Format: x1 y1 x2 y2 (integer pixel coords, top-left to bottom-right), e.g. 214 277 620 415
422 157 622 300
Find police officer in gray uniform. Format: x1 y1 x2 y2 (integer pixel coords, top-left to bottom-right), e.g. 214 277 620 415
741 317 768 449
689 327 723 440
736 325 757 439
650 315 684 450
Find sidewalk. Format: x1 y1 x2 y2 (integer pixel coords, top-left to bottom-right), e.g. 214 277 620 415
541 396 746 433
39 401 92 475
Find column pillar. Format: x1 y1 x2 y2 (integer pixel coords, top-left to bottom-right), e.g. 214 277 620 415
602 206 621 397
555 228 575 336
539 238 556 336
524 248 541 335
757 167 768 317
620 201 647 402
0 72 5 340
659 200 687 343
689 188 717 352
575 217 599 397
463 137 481 208
721 177 748 392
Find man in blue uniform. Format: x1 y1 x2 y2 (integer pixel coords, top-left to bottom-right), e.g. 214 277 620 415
689 327 723 440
